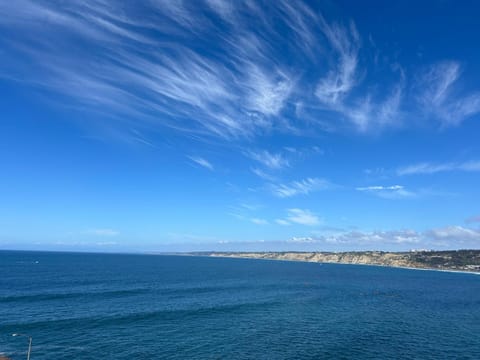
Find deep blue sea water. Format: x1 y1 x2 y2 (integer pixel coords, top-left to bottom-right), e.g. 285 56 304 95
1 251 480 359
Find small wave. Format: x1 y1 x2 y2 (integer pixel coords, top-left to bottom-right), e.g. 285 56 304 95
0 288 150 303
7 299 282 328
158 283 252 296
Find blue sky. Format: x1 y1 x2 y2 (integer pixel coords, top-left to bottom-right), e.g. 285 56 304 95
1 0 480 252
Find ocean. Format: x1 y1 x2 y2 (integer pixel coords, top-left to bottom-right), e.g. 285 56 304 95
1 251 479 359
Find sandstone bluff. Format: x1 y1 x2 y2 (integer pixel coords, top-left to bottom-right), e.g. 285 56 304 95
192 250 480 273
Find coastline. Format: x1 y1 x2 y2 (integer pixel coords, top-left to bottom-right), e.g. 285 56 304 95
189 251 480 276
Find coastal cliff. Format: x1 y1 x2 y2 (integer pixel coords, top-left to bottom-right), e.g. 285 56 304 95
196 250 480 273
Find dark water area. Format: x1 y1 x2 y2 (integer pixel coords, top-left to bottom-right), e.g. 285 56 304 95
1 251 479 359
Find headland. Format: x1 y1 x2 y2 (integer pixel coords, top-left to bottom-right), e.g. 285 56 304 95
190 250 480 273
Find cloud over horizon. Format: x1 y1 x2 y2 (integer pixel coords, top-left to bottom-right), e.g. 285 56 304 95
1 1 480 253
289 225 480 249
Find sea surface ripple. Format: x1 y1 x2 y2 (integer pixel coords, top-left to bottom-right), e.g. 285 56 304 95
1 251 479 359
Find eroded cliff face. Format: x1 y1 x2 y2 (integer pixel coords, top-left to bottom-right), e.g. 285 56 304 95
205 250 480 272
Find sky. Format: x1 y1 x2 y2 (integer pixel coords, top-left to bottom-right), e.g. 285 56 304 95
1 0 480 252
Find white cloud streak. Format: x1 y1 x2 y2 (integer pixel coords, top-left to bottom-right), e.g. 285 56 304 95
0 0 301 140
244 64 294 116
1 0 479 141
251 218 268 225
188 156 214 170
275 219 291 226
251 167 276 181
416 61 480 126
397 161 480 176
246 150 289 169
286 208 321 226
344 80 404 131
356 185 415 199
313 17 405 132
356 185 403 191
315 18 360 106
204 0 235 23
271 177 331 198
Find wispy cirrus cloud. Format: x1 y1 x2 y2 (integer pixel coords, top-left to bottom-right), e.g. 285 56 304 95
397 160 480 175
249 209 321 227
188 156 214 171
416 61 480 126
313 16 405 132
244 64 294 117
0 0 300 140
285 208 321 226
315 18 360 106
418 61 460 108
204 0 235 23
251 218 269 225
276 0 319 55
275 219 291 226
250 167 277 181
1 0 479 144
356 185 403 191
342 79 404 131
246 150 289 170
271 177 331 198
356 185 415 199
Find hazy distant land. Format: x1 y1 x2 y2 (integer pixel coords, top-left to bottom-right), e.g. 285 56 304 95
190 250 480 273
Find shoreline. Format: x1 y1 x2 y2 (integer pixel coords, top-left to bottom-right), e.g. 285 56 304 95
190 252 480 276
